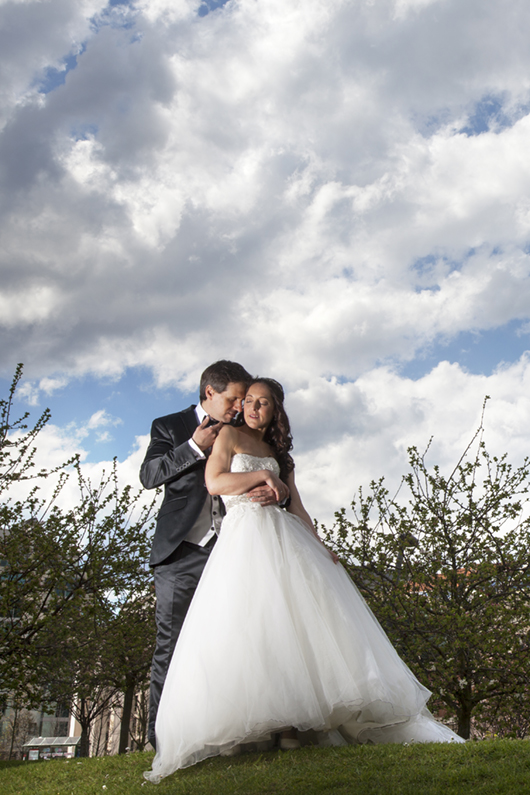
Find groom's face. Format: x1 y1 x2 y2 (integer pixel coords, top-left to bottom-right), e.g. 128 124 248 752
204 381 247 424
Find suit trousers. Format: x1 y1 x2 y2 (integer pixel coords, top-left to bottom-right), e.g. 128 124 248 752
149 537 216 747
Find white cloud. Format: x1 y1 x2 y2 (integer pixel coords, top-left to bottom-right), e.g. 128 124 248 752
0 284 64 328
5 421 157 520
38 375 69 395
392 0 440 21
16 374 68 405
87 408 122 429
135 0 195 25
291 355 530 524
16 380 41 406
2 0 530 522
0 0 108 129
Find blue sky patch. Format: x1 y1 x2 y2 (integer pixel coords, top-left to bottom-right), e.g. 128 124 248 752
460 94 511 136
71 123 99 141
2 367 195 465
37 51 82 94
411 253 464 290
198 0 230 17
400 319 530 381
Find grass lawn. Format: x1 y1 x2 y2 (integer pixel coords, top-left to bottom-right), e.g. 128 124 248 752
1 740 530 795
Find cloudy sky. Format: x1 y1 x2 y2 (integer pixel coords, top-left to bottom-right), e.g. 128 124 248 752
2 0 530 523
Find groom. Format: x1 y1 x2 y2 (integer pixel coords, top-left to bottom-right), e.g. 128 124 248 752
140 360 276 749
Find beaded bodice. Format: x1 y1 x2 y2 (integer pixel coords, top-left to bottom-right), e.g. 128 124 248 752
223 453 280 511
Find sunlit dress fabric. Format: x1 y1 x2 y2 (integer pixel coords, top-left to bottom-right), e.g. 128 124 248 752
145 454 462 782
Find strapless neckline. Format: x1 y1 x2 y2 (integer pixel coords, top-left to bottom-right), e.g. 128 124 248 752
232 452 276 463
223 453 280 512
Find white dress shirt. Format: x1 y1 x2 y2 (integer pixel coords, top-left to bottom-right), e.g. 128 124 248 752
184 404 219 547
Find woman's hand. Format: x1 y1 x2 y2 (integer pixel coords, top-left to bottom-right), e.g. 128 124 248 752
325 546 341 565
313 535 340 565
262 470 290 504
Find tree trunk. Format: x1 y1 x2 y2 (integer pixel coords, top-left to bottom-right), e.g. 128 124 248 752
79 723 90 757
8 705 18 760
93 713 105 757
457 700 473 739
119 682 135 754
137 689 149 751
129 688 149 751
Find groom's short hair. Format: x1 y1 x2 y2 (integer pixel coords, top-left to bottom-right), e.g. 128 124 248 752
200 360 252 401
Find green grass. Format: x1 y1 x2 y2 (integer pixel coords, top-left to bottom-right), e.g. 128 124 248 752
1 741 530 795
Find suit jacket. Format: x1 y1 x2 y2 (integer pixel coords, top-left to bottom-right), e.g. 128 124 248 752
140 405 210 567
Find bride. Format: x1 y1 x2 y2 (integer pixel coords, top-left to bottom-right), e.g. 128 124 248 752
144 378 462 782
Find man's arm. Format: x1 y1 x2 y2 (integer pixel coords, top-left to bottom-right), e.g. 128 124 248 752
140 417 198 490
140 413 226 490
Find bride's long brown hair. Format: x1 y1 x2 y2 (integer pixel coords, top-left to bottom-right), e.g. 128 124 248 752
249 378 294 482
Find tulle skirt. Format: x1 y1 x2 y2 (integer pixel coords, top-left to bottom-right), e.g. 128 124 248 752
145 503 462 781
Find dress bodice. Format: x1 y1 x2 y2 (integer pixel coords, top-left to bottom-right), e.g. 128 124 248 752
223 453 280 512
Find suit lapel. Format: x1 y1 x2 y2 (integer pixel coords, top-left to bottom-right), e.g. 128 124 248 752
181 405 199 442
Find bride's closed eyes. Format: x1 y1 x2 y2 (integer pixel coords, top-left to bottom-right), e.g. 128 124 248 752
244 383 276 428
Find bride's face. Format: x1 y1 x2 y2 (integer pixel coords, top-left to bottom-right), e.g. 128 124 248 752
244 383 275 432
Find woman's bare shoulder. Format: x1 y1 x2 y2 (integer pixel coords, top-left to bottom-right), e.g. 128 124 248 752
217 423 237 436
214 424 239 446
218 424 259 451
216 424 252 448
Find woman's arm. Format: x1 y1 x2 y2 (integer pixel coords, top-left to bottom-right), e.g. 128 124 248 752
205 426 287 502
286 471 340 564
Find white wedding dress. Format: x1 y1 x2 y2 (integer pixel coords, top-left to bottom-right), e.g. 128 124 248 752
145 454 462 782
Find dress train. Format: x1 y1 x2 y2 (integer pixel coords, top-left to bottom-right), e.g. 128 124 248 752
145 455 462 782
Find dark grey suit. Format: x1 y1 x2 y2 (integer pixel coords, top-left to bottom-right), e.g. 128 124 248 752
140 405 219 747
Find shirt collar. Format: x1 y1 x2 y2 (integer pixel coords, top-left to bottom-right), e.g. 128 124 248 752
195 403 208 424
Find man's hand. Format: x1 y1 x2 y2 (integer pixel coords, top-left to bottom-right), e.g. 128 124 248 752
248 483 289 507
192 416 224 451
